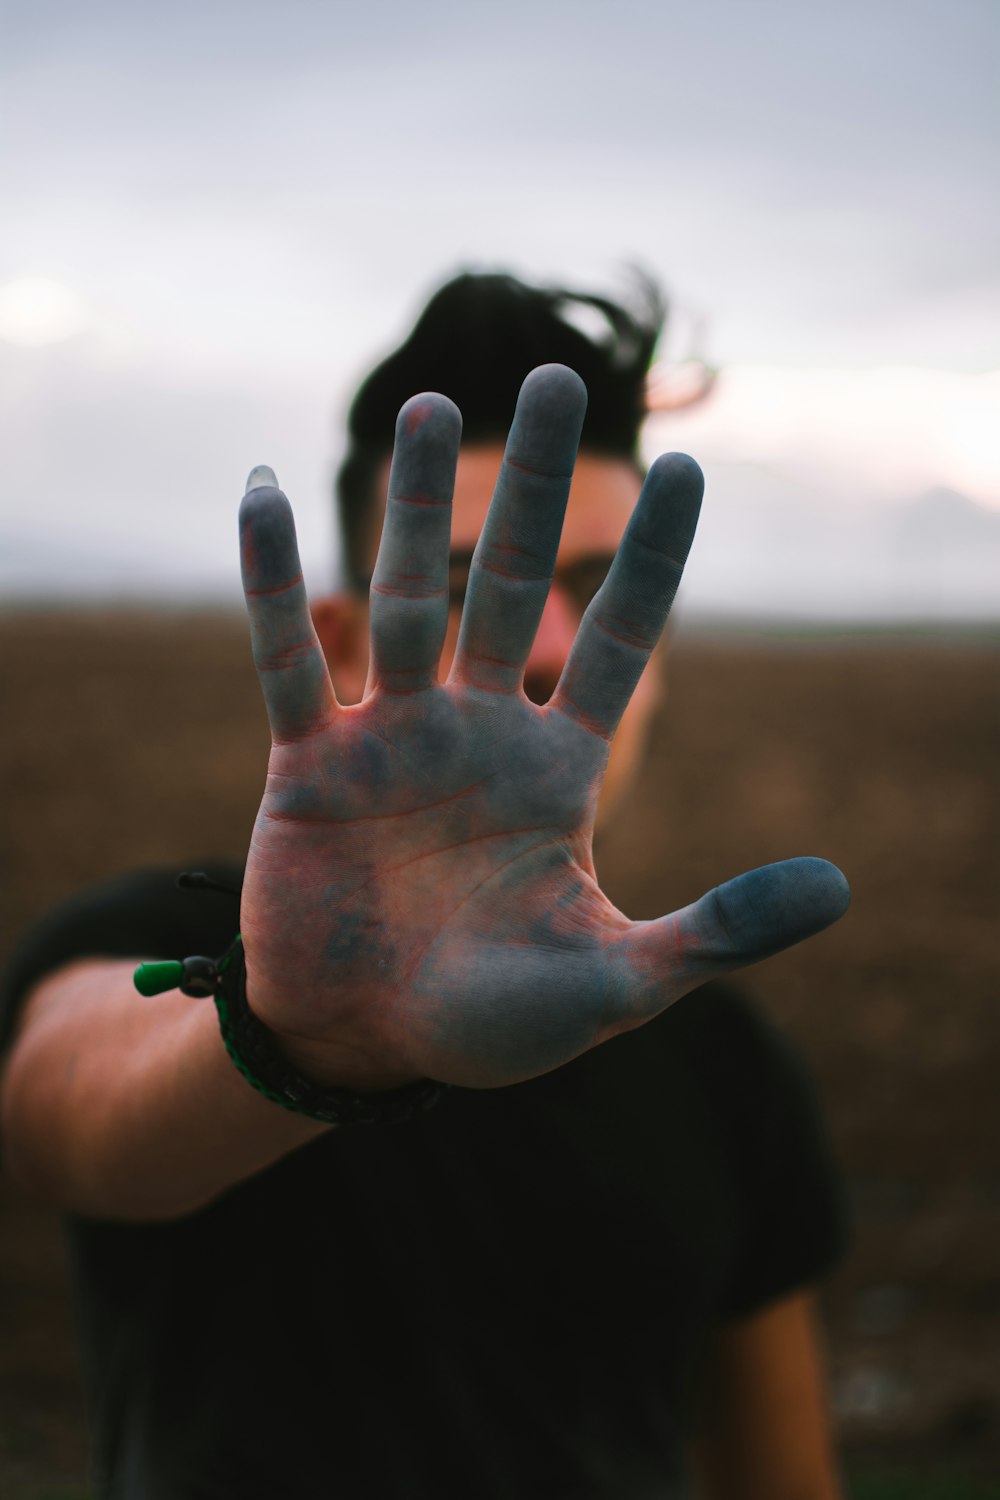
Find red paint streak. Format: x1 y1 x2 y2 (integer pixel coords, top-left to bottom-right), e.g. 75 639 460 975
406 400 434 435
262 775 495 828
589 612 650 651
370 581 447 599
245 573 304 598
550 690 610 743
390 493 450 508
240 525 258 576
457 647 519 669
504 455 574 482
490 542 537 559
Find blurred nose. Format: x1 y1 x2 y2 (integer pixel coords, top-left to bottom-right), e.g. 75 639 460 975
523 583 578 705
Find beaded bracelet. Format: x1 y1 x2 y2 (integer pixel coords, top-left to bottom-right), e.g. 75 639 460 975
134 892 448 1125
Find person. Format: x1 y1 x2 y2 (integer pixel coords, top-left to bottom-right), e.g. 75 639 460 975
0 271 852 1498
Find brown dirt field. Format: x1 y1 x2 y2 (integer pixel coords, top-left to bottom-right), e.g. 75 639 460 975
1 610 998 1491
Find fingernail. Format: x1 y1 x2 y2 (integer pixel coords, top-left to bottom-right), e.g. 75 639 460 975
245 464 278 494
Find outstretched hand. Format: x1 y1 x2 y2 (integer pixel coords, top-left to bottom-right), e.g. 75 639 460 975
238 365 849 1091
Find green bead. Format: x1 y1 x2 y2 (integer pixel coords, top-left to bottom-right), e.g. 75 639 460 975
133 960 185 996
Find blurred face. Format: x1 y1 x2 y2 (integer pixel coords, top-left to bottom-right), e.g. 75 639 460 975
313 444 665 827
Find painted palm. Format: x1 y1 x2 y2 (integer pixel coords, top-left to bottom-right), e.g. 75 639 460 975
238 366 849 1089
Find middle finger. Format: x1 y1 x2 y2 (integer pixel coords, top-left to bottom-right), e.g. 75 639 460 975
448 364 587 695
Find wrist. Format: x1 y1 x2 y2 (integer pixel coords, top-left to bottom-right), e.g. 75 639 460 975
242 962 417 1094
212 938 446 1124
271 1032 419 1095
134 914 445 1127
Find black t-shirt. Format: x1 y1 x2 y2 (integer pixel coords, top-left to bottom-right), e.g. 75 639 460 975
1 865 850 1500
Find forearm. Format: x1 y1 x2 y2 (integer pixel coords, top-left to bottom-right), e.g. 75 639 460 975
1 959 332 1221
688 1295 844 1500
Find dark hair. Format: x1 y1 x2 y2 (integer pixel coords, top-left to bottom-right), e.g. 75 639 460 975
335 268 666 588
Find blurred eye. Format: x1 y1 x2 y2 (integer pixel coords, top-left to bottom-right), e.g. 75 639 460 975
445 557 614 614
561 557 614 613
448 570 471 608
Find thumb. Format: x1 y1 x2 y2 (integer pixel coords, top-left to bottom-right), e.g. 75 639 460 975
616 857 850 1024
682 856 851 967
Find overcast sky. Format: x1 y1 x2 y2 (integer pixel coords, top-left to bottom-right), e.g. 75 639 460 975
1 0 997 616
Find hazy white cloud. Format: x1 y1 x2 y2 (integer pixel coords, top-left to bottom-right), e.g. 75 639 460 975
650 366 1000 511
0 276 93 346
1 0 996 613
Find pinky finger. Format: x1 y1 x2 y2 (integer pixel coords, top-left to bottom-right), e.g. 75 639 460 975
239 469 336 742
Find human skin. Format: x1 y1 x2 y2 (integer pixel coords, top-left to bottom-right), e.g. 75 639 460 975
238 362 851 1093
312 442 661 827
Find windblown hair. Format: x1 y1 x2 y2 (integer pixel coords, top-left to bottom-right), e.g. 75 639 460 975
335 269 666 588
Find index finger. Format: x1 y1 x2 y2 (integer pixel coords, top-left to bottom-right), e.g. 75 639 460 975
239 468 337 743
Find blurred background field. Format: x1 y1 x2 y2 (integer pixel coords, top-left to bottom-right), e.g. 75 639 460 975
1 607 997 1495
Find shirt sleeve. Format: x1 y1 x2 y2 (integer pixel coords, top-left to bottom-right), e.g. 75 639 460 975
0 862 244 1054
706 987 852 1321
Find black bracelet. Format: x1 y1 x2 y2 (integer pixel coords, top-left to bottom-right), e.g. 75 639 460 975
212 939 448 1125
135 935 449 1126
